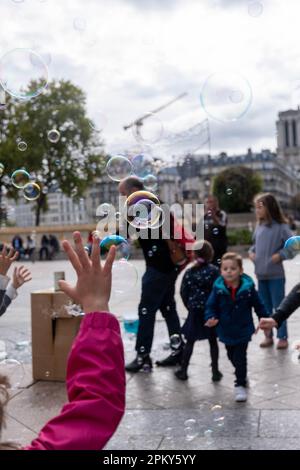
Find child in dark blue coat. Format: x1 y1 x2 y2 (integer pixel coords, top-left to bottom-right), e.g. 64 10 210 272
205 252 267 402
175 240 222 381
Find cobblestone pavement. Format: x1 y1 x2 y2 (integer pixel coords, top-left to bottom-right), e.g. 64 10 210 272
1 257 300 449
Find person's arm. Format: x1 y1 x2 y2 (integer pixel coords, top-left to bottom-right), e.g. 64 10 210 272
25 232 125 450
248 228 256 260
276 224 294 261
0 274 11 317
272 283 300 327
25 311 125 450
251 287 267 319
0 266 31 317
204 287 219 326
180 271 191 309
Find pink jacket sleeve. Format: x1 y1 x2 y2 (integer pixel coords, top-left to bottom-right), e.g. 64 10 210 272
25 311 125 450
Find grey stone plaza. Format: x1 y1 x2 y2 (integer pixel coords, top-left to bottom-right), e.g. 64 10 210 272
1 257 300 450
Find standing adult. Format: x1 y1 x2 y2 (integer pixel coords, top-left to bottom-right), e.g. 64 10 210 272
39 235 50 261
118 176 184 372
11 234 24 260
204 195 228 266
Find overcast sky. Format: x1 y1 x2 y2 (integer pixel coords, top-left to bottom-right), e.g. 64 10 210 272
1 0 300 159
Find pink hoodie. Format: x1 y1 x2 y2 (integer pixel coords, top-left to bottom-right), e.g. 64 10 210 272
24 311 125 450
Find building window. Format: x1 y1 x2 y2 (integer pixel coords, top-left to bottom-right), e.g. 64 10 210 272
285 121 290 147
292 120 297 147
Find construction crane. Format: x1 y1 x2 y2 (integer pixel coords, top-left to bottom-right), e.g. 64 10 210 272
123 92 188 133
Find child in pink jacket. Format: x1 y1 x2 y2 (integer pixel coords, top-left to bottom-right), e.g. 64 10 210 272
0 232 125 451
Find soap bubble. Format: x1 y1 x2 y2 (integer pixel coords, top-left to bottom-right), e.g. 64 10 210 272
47 129 60 143
0 163 4 177
248 1 264 17
112 260 138 296
0 359 25 389
11 169 30 188
88 111 108 132
200 71 252 122
100 235 130 261
73 17 87 32
106 155 132 182
0 48 48 100
212 228 219 235
143 174 158 192
17 141 27 152
226 188 233 196
204 429 214 446
170 334 181 350
131 153 155 178
30 47 51 67
284 236 300 255
23 182 41 201
211 404 225 426
132 112 164 144
124 190 161 229
184 419 198 441
96 202 112 218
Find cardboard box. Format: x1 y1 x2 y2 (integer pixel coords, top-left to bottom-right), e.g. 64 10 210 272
31 290 84 382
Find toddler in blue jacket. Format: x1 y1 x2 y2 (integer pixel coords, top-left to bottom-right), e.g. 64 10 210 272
205 252 267 402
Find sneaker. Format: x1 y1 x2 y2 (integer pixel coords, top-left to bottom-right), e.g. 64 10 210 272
212 370 223 382
174 368 188 381
156 350 183 367
235 386 247 402
277 339 288 349
259 337 274 348
125 355 153 373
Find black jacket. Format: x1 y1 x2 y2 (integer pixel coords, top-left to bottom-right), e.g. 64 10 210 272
272 282 300 328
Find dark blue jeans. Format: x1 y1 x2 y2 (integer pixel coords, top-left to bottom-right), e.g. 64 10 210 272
136 267 181 355
258 279 288 339
225 342 248 387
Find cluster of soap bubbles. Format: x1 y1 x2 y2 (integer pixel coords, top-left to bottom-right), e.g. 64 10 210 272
163 405 224 446
10 169 40 201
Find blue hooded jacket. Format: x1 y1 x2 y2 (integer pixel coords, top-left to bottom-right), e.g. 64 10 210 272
205 273 267 345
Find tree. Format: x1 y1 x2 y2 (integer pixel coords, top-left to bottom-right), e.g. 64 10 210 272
0 79 106 225
212 166 263 213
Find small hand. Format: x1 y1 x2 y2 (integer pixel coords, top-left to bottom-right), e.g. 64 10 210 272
0 244 18 276
259 318 277 330
249 252 256 262
12 266 32 289
58 231 116 313
205 317 219 327
271 253 281 264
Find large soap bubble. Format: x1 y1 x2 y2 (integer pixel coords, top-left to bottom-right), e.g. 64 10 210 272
200 71 252 122
0 48 48 101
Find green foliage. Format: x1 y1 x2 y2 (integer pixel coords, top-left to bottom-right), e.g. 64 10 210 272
212 166 263 213
227 228 253 246
0 79 106 225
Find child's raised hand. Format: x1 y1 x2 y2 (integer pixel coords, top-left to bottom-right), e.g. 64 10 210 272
205 317 219 328
58 231 116 314
12 266 32 289
249 252 256 262
259 318 277 330
0 244 18 276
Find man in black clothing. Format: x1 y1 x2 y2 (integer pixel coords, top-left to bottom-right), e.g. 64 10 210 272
204 195 228 266
118 176 183 372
